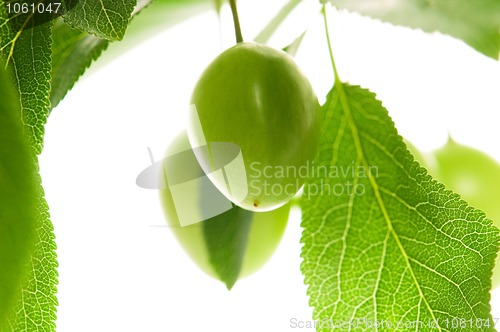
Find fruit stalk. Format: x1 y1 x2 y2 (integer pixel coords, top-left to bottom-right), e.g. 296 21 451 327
322 3 340 83
229 0 244 43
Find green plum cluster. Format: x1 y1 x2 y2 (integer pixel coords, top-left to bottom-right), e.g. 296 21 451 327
160 43 320 288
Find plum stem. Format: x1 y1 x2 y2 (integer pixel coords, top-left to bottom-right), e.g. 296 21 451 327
322 4 340 83
229 0 244 43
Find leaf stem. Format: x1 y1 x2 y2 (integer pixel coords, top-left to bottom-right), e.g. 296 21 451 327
322 4 340 83
229 0 244 43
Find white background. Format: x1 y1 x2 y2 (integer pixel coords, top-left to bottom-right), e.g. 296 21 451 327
40 0 500 330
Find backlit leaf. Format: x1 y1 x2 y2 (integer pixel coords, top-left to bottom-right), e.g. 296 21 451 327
326 0 500 59
62 0 136 41
300 83 499 331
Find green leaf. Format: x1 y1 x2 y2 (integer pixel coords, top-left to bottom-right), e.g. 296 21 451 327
325 0 500 59
283 31 307 57
0 6 52 155
203 205 253 290
300 83 499 331
1 5 58 331
50 19 109 109
62 0 136 41
0 62 37 330
5 174 58 332
50 0 212 109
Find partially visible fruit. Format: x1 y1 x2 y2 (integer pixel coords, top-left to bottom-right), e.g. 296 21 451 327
432 138 500 226
159 132 289 289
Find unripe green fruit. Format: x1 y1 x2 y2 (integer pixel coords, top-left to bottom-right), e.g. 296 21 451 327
189 42 320 212
430 139 500 225
159 132 290 289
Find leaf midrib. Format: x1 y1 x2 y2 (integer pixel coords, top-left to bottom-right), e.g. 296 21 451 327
1 11 36 67
97 0 119 39
333 80 442 331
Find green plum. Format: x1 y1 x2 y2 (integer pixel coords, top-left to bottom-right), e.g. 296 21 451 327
189 42 320 212
159 132 290 289
432 138 500 226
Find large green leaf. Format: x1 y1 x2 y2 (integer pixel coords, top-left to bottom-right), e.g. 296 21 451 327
50 0 212 109
62 0 136 40
326 0 500 59
4 174 58 332
300 83 499 331
0 63 37 331
0 4 58 331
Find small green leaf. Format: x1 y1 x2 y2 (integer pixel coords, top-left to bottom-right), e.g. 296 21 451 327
283 31 307 56
50 19 109 109
326 0 500 59
0 62 37 331
50 0 212 109
301 83 499 331
62 0 136 41
203 205 253 290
